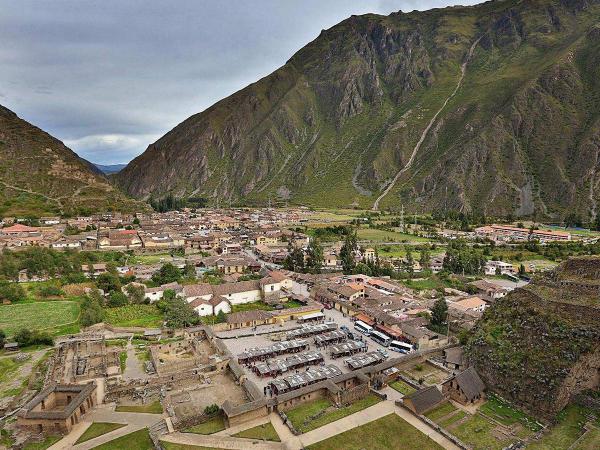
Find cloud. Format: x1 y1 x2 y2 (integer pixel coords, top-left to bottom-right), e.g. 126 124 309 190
0 0 483 164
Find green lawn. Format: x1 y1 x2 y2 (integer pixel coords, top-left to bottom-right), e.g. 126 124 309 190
76 422 127 444
357 228 430 243
451 413 519 450
479 393 542 431
0 357 24 383
104 304 163 328
22 435 61 450
232 422 280 442
389 380 417 396
424 402 457 422
184 415 226 435
287 394 381 433
115 400 163 414
527 405 599 450
162 442 221 450
231 301 273 313
573 427 600 450
0 301 80 336
91 428 153 450
308 413 443 450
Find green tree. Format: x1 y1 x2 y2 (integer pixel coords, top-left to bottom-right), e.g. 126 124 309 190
164 296 198 328
340 232 358 274
215 309 227 323
305 239 324 274
0 329 5 348
430 298 448 327
419 248 431 269
108 291 129 307
80 290 105 327
594 213 600 232
518 264 526 276
405 247 414 278
152 263 181 285
96 272 121 293
124 284 146 304
0 281 25 303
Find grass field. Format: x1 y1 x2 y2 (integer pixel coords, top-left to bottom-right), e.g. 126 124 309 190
450 413 520 450
131 253 173 264
232 422 280 442
22 435 62 450
307 413 443 450
115 400 163 414
0 301 80 336
357 228 430 243
162 442 219 450
479 393 542 432
76 422 127 444
184 415 226 435
424 402 457 422
287 394 381 433
0 357 24 384
103 304 163 328
91 428 153 450
527 405 600 450
389 380 417 396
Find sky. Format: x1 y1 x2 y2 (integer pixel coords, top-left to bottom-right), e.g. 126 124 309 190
0 0 481 165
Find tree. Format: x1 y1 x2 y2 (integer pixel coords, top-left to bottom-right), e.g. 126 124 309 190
183 262 196 279
0 329 5 349
430 298 448 327
594 213 600 232
164 296 198 328
124 284 145 304
419 248 431 269
96 272 121 293
405 247 414 278
518 263 526 276
215 309 227 323
283 245 305 273
340 232 358 274
152 263 181 285
108 291 129 307
0 280 25 303
305 239 324 274
442 241 486 275
80 290 105 327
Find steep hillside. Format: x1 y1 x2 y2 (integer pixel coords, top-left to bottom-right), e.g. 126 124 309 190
117 0 600 218
0 105 144 216
466 257 600 420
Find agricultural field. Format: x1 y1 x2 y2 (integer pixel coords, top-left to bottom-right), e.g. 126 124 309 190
103 304 163 328
527 405 600 450
307 413 443 450
286 394 381 433
389 380 417 396
0 301 80 336
357 228 431 243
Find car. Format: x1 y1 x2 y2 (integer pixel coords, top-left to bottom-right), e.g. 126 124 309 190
377 348 389 358
347 332 355 340
340 325 349 333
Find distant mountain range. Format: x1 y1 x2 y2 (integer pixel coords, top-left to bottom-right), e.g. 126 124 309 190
0 104 145 217
116 0 600 219
94 163 127 174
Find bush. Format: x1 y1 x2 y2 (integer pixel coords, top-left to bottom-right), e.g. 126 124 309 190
39 286 64 298
108 291 129 308
14 328 53 347
80 290 104 327
0 281 25 303
204 404 220 416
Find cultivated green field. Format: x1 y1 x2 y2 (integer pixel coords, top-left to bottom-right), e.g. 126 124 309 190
0 301 80 336
307 413 443 450
357 228 430 243
103 305 163 328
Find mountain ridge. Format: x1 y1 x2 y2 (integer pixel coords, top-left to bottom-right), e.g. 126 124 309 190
116 0 600 219
0 104 145 217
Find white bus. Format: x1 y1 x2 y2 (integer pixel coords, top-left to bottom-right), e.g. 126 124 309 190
389 340 414 354
354 320 373 336
370 330 391 347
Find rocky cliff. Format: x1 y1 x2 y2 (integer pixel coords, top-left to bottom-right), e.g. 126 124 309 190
0 105 144 216
466 256 600 420
117 0 600 218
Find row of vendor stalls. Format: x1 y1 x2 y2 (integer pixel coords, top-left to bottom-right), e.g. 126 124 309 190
237 339 309 364
268 364 343 395
251 350 324 378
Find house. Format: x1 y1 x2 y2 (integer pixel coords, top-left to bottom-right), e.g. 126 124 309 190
189 296 231 317
225 310 273 329
402 386 444 415
364 248 376 260
399 321 448 350
449 296 488 314
484 260 515 276
81 264 108 278
144 282 183 303
442 367 485 405
97 230 142 250
17 382 97 435
430 257 444 273
469 279 512 301
443 347 466 372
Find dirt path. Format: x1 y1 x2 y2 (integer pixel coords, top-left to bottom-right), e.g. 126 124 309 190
372 36 482 211
123 337 146 380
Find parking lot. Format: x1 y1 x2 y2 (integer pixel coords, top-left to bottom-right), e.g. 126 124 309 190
220 307 395 392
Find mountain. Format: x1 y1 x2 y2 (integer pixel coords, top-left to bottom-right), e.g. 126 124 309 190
117 0 600 219
0 105 145 217
466 256 600 419
94 163 127 175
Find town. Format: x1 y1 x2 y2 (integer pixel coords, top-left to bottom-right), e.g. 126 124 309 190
0 207 598 450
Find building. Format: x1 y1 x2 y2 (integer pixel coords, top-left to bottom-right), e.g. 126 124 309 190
402 386 444 415
443 347 466 372
81 264 108 278
17 382 97 435
484 260 515 276
475 224 571 243
442 367 486 405
449 296 489 314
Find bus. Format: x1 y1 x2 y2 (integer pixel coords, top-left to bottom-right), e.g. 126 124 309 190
354 320 373 336
389 340 414 354
370 330 392 347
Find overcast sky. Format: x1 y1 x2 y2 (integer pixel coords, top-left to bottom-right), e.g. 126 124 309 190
0 1 481 164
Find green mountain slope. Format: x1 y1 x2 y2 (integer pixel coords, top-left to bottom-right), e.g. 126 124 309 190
0 105 145 217
117 0 600 219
